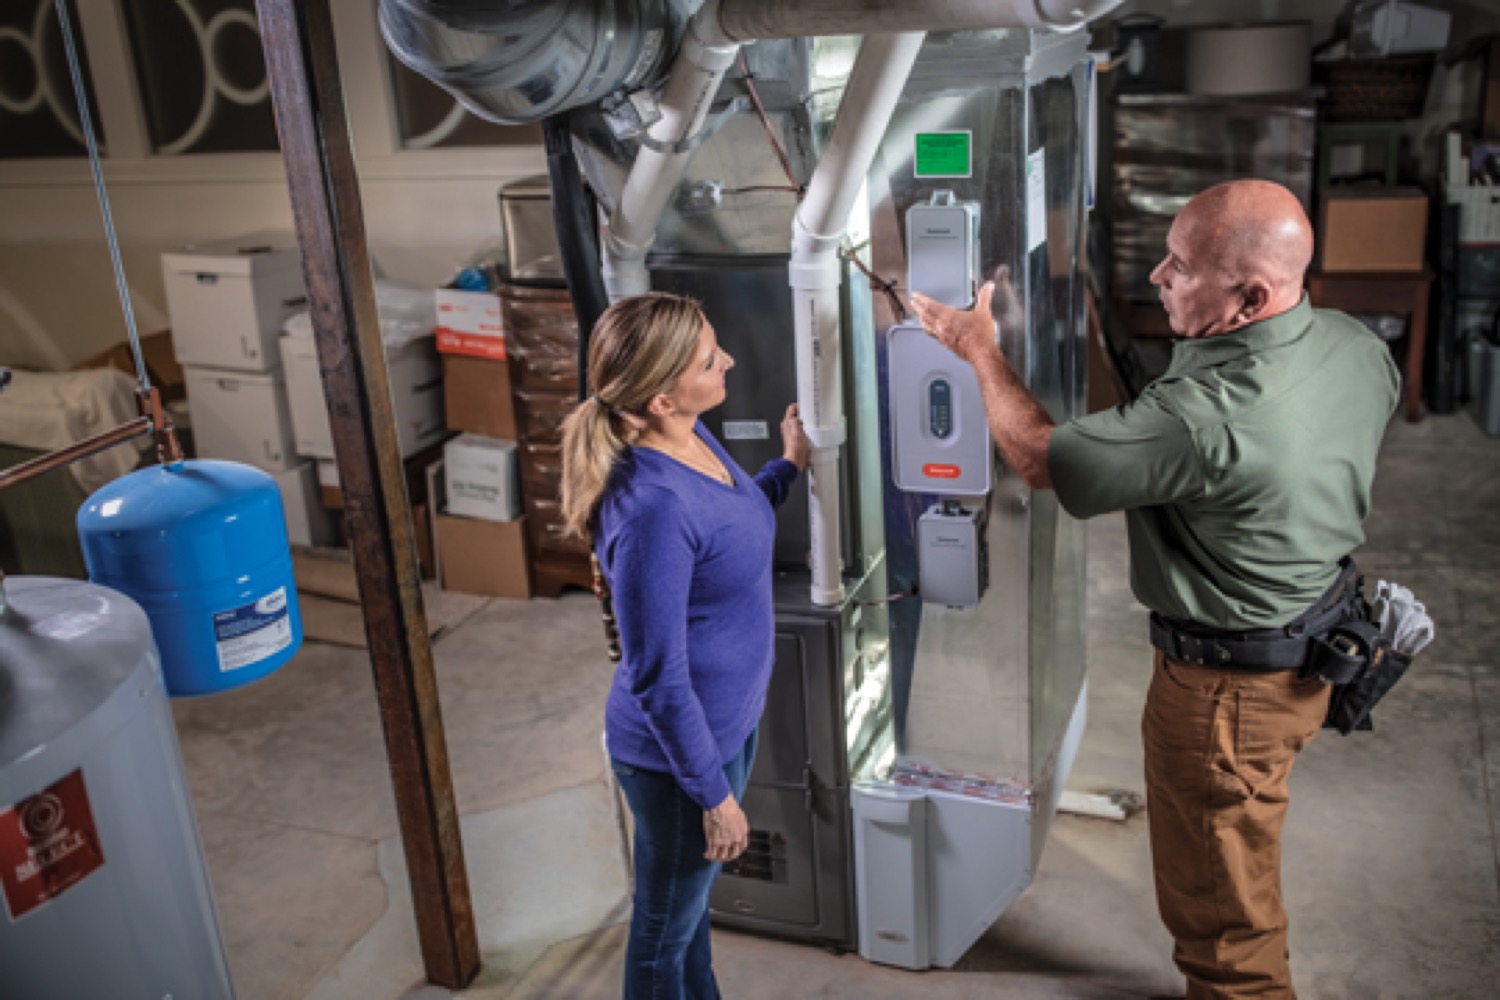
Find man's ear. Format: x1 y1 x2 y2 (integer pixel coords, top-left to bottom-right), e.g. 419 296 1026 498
1237 279 1272 323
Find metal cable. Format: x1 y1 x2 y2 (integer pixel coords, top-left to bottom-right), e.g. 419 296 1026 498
54 0 150 394
737 51 803 197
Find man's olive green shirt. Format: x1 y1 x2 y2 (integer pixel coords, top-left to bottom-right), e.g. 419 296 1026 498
1048 297 1399 629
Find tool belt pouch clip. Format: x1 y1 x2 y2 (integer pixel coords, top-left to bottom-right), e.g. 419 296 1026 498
1311 619 1412 735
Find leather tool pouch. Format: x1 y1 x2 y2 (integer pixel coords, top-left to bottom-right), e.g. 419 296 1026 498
1312 617 1412 735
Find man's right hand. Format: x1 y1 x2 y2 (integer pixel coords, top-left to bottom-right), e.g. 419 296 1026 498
704 793 749 862
911 280 1001 368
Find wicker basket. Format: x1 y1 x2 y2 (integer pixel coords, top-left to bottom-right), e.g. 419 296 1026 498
1316 54 1435 122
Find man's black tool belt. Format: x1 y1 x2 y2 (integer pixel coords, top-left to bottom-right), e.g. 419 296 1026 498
1148 560 1365 672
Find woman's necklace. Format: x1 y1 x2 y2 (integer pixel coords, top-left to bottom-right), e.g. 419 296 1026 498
643 432 732 485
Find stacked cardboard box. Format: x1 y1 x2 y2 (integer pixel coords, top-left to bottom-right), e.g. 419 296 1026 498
432 284 530 599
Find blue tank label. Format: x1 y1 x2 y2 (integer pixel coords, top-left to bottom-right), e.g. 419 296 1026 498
213 588 293 672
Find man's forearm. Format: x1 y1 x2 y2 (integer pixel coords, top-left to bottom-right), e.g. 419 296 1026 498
971 345 1054 489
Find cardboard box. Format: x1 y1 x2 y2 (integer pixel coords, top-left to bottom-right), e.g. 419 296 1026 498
442 353 517 439
444 433 520 522
279 334 446 459
74 330 187 403
1319 188 1429 272
435 288 505 359
437 513 530 598
162 231 306 372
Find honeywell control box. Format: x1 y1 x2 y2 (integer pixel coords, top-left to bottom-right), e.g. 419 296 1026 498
908 191 980 309
888 323 993 495
918 502 988 608
890 190 992 496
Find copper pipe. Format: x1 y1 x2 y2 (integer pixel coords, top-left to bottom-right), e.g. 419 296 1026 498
0 417 151 493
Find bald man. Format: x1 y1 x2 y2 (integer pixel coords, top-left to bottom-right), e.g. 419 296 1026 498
913 180 1400 999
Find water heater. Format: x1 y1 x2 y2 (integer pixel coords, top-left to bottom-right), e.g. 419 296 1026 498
0 576 234 998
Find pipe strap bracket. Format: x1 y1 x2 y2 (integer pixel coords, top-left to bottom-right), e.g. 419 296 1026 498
788 256 841 290
805 420 847 450
638 96 749 155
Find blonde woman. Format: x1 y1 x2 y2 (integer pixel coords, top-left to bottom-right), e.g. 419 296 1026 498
561 292 809 999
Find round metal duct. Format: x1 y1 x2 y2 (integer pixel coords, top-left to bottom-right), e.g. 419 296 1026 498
378 0 685 124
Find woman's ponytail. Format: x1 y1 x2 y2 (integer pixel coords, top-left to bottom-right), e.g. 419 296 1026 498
558 292 705 540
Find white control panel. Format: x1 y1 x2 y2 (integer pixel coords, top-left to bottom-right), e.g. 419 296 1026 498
918 501 988 608
889 189 992 497
888 322 992 496
907 190 980 308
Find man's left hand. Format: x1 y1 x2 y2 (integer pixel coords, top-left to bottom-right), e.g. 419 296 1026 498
911 281 1001 368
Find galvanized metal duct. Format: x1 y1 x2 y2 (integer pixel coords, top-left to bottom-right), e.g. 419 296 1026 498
712 0 1122 40
378 0 1122 125
377 0 686 124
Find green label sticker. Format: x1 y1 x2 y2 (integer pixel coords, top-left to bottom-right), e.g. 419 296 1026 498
915 131 972 178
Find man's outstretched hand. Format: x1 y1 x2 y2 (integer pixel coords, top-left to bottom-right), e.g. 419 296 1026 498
910 280 1000 368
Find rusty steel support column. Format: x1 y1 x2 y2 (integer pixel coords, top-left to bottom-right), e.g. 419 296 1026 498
253 0 480 988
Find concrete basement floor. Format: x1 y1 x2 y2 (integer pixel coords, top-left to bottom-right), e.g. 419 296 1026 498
172 412 1500 999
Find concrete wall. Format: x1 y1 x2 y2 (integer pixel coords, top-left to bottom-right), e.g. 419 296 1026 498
0 2 545 372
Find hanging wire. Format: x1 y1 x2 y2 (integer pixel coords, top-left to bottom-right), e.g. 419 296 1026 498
737 51 804 198
839 242 909 322
54 0 151 394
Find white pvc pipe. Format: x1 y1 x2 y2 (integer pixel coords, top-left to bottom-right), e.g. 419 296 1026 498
715 0 1123 41
601 0 738 302
791 32 925 606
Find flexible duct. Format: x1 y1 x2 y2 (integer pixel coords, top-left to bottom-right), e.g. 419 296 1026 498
378 0 681 124
791 33 924 605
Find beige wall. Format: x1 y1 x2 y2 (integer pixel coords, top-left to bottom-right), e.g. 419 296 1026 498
0 2 545 372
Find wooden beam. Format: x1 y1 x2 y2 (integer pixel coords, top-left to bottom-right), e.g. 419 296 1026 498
252 0 480 988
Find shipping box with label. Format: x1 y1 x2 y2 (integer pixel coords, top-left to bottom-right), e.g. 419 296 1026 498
437 513 530 598
435 288 505 359
162 232 307 373
444 433 520 522
279 334 446 460
1319 188 1428 271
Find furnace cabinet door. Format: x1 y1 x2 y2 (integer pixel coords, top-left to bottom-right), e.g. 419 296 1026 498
711 617 855 948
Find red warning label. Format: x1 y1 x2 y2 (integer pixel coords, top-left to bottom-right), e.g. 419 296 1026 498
923 463 962 479
0 769 106 921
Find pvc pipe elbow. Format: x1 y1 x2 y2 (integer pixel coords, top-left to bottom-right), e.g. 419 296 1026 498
683 0 739 68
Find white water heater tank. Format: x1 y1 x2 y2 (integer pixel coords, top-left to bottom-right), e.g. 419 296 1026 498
0 576 233 999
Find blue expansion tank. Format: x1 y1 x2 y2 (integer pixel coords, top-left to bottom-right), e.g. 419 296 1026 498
77 459 302 697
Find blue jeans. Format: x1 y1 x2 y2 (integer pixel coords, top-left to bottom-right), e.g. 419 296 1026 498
610 730 758 1000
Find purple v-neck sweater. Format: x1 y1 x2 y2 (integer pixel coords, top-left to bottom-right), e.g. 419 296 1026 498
597 423 798 809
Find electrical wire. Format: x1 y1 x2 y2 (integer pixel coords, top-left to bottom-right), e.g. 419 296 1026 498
54 0 151 396
839 244 909 322
737 51 803 198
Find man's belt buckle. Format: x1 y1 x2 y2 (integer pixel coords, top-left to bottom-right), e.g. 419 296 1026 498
1177 631 1232 666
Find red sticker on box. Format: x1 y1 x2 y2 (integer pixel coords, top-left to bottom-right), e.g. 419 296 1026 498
0 769 106 921
923 463 962 479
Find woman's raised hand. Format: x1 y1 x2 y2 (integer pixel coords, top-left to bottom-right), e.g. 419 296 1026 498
781 403 811 471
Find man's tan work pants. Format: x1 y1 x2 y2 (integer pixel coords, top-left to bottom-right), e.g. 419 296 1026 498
1142 652 1331 999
